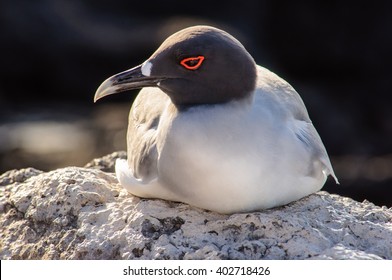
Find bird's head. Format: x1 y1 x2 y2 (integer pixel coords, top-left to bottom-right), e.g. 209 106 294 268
94 25 257 107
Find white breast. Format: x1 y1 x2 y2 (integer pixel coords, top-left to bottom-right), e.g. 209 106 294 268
156 89 326 213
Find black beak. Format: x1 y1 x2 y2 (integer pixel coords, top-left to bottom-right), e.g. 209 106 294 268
94 64 162 102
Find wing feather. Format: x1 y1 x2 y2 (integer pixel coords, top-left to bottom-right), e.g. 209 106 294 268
256 65 338 183
126 87 170 182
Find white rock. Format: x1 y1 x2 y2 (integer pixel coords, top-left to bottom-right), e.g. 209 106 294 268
0 155 391 260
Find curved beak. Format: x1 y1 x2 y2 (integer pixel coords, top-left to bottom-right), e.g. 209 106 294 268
94 64 162 102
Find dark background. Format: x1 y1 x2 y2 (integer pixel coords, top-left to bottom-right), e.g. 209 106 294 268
1 0 391 207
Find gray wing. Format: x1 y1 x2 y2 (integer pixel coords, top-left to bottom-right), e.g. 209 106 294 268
126 87 170 182
256 65 338 183
256 65 311 122
295 120 339 183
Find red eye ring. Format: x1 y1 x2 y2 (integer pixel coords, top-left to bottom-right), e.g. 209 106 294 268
180 56 205 70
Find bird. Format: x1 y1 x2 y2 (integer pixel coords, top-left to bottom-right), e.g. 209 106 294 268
94 25 338 214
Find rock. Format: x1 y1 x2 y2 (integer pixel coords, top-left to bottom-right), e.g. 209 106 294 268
0 167 43 186
0 155 391 260
84 151 127 173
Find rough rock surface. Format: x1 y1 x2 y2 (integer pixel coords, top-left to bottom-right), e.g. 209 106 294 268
1 153 391 260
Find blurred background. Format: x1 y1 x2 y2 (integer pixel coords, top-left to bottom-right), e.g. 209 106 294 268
0 0 391 207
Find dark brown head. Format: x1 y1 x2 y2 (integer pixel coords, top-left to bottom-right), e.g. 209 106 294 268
95 26 257 107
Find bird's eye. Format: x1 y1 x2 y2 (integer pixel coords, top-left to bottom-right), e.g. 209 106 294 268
180 56 205 70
